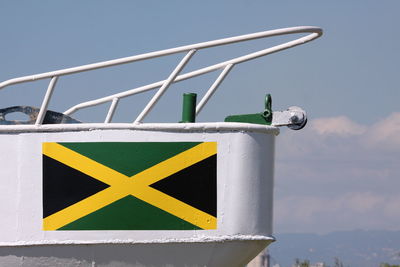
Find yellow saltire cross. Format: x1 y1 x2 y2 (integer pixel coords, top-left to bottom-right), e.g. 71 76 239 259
43 142 217 230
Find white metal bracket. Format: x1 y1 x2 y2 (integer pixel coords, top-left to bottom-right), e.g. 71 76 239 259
271 106 307 130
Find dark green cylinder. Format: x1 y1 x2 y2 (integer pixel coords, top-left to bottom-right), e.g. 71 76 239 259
181 93 197 123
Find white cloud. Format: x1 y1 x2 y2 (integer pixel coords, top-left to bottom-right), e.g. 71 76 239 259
274 193 400 233
311 116 366 137
363 112 400 150
343 192 384 213
274 113 400 234
277 112 400 160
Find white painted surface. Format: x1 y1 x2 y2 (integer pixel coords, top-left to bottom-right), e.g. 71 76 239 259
0 126 276 266
0 240 271 267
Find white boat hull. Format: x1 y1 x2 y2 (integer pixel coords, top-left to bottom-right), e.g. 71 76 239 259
0 124 277 266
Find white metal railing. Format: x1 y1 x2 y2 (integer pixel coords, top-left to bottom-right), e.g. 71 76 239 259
0 26 322 125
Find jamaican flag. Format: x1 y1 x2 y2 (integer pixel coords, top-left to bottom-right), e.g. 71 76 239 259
42 142 217 230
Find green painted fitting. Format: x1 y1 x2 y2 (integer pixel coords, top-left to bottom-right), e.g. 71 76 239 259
224 93 273 125
263 94 272 123
181 93 197 123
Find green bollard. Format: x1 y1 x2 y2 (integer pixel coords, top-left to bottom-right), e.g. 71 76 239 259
180 93 197 123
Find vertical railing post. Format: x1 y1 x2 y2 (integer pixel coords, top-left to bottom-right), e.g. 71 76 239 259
104 98 120 123
35 76 58 125
196 64 233 115
134 49 196 124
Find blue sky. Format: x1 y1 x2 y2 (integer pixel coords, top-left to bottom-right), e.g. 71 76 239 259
1 1 399 234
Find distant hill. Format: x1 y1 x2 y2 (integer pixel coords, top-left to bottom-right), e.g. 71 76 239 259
268 230 400 267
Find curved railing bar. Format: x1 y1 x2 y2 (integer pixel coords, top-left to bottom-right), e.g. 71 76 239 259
0 26 322 124
0 26 321 90
64 27 322 116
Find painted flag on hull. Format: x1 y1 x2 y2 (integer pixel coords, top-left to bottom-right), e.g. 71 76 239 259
42 142 217 230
